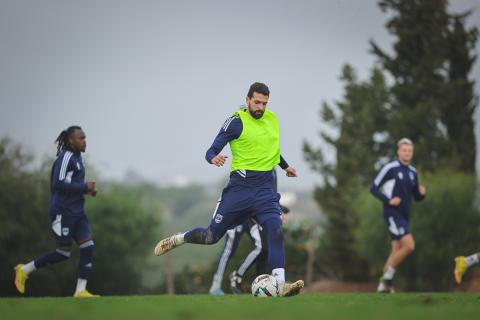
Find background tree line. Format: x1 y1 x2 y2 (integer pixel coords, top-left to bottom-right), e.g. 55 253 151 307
0 137 315 296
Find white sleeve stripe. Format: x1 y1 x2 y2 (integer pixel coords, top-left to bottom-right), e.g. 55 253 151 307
59 151 73 181
60 152 72 180
222 118 234 131
374 161 400 186
222 117 232 130
59 153 68 180
59 153 72 180
222 115 239 131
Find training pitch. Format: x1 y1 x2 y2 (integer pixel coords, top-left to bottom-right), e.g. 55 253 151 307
1 293 479 320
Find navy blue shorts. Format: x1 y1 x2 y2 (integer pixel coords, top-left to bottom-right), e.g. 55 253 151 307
209 183 282 235
50 211 92 246
383 211 410 240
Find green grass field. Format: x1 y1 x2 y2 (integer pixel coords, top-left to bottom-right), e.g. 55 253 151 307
1 293 479 320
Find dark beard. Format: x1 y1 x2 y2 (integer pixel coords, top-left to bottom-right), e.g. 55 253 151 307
248 105 264 119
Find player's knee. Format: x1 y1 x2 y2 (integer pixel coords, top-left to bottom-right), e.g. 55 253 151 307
401 237 415 254
56 243 72 257
405 241 415 254
204 229 222 245
78 240 94 279
55 246 72 260
204 238 218 245
79 240 94 267
79 239 94 255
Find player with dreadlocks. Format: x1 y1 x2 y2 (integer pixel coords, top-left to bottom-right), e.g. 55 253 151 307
14 126 99 297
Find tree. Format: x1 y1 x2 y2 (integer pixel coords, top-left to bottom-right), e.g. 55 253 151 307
371 0 478 171
442 13 478 172
303 65 390 280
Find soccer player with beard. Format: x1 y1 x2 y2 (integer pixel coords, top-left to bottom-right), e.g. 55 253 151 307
154 82 304 297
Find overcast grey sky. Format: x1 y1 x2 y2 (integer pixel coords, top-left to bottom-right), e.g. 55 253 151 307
1 0 479 191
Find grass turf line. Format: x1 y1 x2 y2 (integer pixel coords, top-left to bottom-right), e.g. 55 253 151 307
1 293 480 320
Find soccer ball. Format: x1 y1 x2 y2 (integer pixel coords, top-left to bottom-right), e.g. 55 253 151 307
251 274 279 297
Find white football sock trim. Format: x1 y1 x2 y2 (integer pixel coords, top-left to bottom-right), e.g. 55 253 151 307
21 261 36 275
75 278 87 292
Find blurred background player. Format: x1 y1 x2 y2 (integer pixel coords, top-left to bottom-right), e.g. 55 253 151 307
14 126 99 298
154 82 304 297
370 138 426 293
208 219 262 295
209 202 290 295
454 252 480 284
229 205 290 294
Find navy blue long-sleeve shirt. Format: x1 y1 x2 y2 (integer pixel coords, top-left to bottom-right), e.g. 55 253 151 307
370 160 424 219
50 149 88 216
206 112 289 186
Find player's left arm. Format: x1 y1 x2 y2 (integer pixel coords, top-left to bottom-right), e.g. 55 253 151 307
412 172 426 201
279 154 297 177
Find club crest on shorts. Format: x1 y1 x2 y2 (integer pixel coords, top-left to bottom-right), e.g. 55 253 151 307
62 227 70 236
214 214 223 224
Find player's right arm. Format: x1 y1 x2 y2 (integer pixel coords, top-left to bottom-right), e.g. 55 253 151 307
370 164 398 205
205 115 242 167
51 152 93 194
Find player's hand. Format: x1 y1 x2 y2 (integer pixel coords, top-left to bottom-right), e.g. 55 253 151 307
86 181 96 195
285 166 297 177
89 188 98 197
211 155 228 167
419 185 426 196
389 197 401 206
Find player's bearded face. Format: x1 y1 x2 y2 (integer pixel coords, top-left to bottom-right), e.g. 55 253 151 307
397 144 413 164
246 93 268 119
